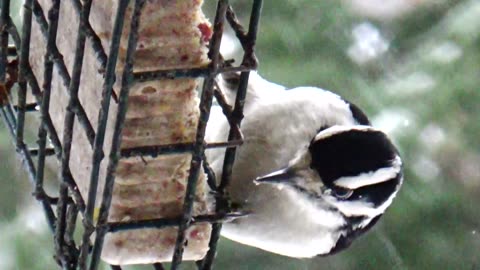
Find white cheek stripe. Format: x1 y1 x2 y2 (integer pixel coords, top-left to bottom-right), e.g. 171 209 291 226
328 186 401 218
314 125 375 141
335 156 402 189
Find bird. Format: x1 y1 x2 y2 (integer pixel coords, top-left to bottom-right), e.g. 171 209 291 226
204 71 403 258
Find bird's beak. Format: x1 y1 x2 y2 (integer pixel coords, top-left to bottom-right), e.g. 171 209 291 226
254 168 296 186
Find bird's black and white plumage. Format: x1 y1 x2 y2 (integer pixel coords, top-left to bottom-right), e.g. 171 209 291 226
205 72 403 257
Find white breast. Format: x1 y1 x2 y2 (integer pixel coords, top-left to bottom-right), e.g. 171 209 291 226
205 82 359 256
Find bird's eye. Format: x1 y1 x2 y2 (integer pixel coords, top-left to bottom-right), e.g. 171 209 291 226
222 72 240 87
331 187 353 199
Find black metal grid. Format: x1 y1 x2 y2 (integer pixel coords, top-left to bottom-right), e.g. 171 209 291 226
0 0 263 269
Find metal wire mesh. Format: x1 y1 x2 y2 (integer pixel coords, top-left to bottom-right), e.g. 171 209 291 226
0 0 263 269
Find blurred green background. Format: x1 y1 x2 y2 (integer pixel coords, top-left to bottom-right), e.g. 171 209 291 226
1 0 480 269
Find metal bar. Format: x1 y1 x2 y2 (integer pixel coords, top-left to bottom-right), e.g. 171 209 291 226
0 105 57 231
218 72 250 191
54 183 70 269
0 106 16 138
200 2 263 269
2 103 16 130
107 212 246 233
119 140 243 158
14 102 39 111
170 1 229 269
30 147 56 156
0 0 11 113
77 0 130 268
74 0 132 269
6 16 62 153
36 0 60 214
32 0 96 147
226 6 248 46
202 152 218 192
86 0 132 224
207 140 243 149
31 0 70 84
0 0 9 81
7 44 15 56
35 1 74 268
134 67 209 81
70 0 108 71
89 1 145 269
213 88 233 117
59 0 94 234
121 143 194 157
226 5 259 68
153 263 166 270
33 192 64 205
65 203 80 268
213 86 246 141
6 14 87 215
133 65 254 83
61 0 94 231
219 0 262 191
69 0 118 102
16 0 34 149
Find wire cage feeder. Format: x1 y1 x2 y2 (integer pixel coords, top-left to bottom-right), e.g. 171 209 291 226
0 0 263 269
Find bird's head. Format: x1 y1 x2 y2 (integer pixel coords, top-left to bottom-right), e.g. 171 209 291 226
255 125 403 254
